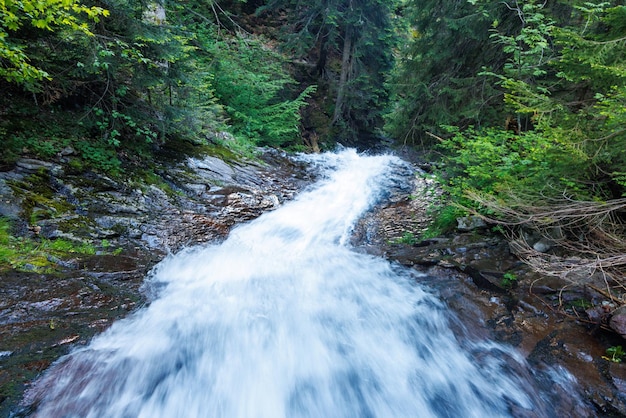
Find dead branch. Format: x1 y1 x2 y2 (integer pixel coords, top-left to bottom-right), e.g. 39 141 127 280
461 190 626 304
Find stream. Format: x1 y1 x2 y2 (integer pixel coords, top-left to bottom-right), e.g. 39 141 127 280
18 149 587 417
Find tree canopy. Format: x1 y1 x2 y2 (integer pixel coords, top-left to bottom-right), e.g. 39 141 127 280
0 0 319 172
0 0 108 86
2 0 625 211
385 0 626 285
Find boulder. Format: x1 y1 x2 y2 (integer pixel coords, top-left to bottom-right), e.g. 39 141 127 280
0 179 21 218
532 238 553 253
15 158 55 173
188 156 236 184
610 306 626 339
58 146 75 156
456 215 486 231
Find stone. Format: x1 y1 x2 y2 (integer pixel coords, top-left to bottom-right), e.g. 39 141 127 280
609 363 626 393
141 232 163 249
94 216 141 230
15 158 55 173
0 146 314 415
214 131 235 142
456 215 487 231
0 179 21 218
188 156 235 184
92 228 120 239
586 306 608 324
610 306 626 338
183 183 207 196
144 185 172 212
59 146 75 156
533 238 553 253
106 202 143 214
46 255 78 269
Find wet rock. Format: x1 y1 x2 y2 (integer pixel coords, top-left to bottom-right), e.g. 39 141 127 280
144 185 174 212
0 179 21 218
610 306 626 338
351 162 626 417
183 183 207 196
0 147 315 416
93 192 145 215
417 162 433 173
94 215 140 231
586 305 609 325
462 266 507 293
607 363 626 415
188 156 236 184
46 255 78 269
351 169 437 247
385 244 442 267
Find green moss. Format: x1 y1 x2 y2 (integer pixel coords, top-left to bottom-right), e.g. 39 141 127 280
0 217 95 272
132 169 180 198
207 141 247 162
47 238 96 255
66 158 86 174
157 135 246 164
56 216 95 234
8 171 75 226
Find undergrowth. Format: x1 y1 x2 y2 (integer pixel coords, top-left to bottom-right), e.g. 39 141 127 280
421 204 465 239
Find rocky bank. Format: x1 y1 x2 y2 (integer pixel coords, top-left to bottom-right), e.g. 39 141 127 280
1 147 625 417
0 146 315 416
352 167 626 417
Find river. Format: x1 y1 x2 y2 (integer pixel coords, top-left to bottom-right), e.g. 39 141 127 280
19 149 584 417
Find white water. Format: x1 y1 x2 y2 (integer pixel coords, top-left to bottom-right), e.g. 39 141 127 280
28 150 547 417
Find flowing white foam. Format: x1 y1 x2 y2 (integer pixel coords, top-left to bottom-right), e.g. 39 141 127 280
28 149 543 418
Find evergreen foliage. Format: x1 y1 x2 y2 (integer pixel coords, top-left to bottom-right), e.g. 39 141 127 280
206 33 315 147
390 0 626 200
389 0 626 284
0 0 317 173
386 0 507 146
259 0 398 144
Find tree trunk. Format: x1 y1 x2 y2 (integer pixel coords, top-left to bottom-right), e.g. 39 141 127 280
316 33 328 77
331 31 353 126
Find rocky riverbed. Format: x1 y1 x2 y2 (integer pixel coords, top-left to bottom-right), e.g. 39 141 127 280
352 167 626 417
0 147 316 416
1 147 625 417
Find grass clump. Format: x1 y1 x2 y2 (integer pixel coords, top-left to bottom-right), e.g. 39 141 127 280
421 204 464 239
392 232 418 245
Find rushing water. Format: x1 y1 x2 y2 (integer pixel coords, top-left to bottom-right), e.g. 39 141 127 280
22 150 573 417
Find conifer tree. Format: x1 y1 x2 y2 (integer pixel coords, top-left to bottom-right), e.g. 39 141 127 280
386 0 512 145
259 0 398 144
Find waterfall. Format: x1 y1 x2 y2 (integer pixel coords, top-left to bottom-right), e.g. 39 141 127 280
23 149 566 417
